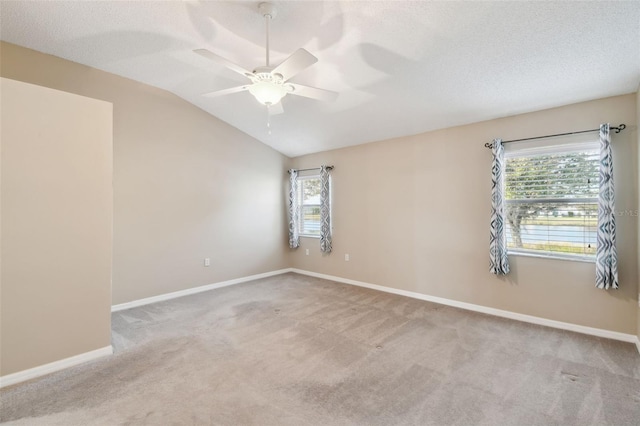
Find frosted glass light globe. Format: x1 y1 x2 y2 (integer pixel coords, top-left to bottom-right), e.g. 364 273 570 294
248 81 287 105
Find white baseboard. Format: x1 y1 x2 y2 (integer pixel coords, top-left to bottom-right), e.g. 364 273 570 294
112 268 293 312
6 269 632 389
109 266 638 348
0 345 113 389
291 268 638 344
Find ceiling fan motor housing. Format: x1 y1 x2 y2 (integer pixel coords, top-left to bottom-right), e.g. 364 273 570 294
252 66 286 83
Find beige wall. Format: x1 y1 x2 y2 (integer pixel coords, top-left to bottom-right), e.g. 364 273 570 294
1 42 637 343
0 42 291 305
1 78 113 375
293 94 639 335
637 90 640 344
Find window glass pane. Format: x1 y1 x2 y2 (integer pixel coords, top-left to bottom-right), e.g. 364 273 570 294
298 177 322 236
505 201 597 256
301 178 321 204
300 205 321 235
504 148 598 258
505 152 599 200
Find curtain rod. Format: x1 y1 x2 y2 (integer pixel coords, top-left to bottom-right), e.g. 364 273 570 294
484 124 626 149
287 166 334 174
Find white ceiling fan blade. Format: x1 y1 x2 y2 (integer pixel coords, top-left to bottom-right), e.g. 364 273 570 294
271 48 318 81
288 84 338 102
194 49 255 78
268 102 284 116
202 85 250 98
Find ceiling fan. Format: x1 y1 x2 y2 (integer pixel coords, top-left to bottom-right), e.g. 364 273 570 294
194 2 338 114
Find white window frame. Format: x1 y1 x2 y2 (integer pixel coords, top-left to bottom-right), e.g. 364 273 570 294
297 175 322 238
503 138 599 262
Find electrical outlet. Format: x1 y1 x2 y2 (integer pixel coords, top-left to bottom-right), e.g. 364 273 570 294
204 258 211 267
305 249 309 255
345 254 350 261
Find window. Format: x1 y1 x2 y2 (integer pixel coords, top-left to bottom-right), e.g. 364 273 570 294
297 176 321 237
504 139 599 260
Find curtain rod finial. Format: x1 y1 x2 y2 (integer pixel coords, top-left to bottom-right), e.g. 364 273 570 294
613 124 626 133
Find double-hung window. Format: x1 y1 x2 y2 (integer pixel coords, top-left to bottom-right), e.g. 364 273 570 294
297 175 322 237
504 137 599 260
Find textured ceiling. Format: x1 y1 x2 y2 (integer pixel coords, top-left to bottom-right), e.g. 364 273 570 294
1 1 639 157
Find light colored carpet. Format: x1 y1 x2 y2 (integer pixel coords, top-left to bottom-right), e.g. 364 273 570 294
1 272 639 425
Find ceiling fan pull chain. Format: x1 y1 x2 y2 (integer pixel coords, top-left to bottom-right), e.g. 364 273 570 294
266 105 272 135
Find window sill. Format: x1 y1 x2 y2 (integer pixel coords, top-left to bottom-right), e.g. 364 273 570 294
508 250 595 263
300 234 320 239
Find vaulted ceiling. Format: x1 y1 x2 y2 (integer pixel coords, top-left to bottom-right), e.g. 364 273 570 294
2 1 639 157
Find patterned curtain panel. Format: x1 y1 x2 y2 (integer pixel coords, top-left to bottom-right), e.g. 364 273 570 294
288 169 300 249
489 138 510 275
595 124 618 289
320 165 332 253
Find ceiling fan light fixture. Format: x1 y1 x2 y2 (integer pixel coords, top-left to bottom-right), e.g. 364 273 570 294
248 80 287 105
